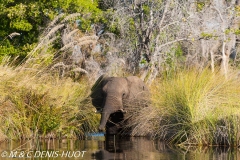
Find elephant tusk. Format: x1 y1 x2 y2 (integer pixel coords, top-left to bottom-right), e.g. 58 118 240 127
120 109 127 113
95 109 102 113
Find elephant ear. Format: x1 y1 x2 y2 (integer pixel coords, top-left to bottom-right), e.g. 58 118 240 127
125 76 149 106
90 74 108 112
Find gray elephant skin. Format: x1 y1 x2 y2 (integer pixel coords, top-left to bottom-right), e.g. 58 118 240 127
91 75 149 135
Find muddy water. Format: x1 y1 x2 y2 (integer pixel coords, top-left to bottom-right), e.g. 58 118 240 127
0 136 239 160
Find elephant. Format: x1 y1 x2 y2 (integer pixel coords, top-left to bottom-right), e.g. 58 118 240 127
90 75 149 134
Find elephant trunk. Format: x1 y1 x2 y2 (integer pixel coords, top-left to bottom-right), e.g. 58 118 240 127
98 111 111 131
99 95 123 131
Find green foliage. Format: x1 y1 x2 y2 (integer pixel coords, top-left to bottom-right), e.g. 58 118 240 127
142 4 150 15
200 32 214 39
162 44 185 79
0 0 104 62
140 58 147 65
174 44 183 57
10 20 33 31
234 29 240 35
0 45 18 57
225 28 232 34
9 89 61 135
103 9 121 35
109 23 120 35
236 5 240 16
196 2 205 11
129 18 135 30
224 28 240 37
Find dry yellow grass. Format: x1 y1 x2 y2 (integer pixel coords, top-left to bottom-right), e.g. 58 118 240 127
0 64 99 140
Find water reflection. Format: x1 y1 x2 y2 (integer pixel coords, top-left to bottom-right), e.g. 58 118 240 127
0 136 239 160
92 136 175 160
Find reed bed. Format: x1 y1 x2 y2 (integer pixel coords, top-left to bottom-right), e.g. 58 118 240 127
148 68 240 146
0 64 99 141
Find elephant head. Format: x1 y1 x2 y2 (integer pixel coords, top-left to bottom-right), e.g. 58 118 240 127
91 75 149 132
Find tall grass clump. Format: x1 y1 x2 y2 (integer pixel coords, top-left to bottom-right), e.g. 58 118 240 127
0 64 99 140
150 68 240 146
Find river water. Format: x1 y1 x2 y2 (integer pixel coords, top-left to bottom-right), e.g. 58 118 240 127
0 135 239 160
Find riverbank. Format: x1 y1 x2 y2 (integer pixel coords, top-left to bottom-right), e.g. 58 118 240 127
1 65 240 147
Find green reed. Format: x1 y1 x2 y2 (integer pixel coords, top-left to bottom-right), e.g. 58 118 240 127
150 68 240 146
